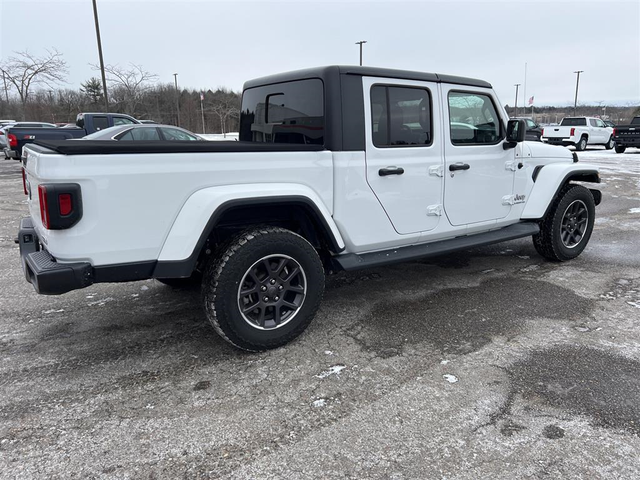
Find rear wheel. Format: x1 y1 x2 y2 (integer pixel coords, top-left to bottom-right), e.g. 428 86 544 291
615 145 626 154
533 184 595 261
202 226 325 351
604 136 615 150
575 136 588 151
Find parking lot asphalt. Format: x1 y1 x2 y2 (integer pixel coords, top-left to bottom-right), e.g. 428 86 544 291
1 148 640 479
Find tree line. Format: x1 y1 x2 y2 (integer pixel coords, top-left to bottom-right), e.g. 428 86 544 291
0 50 241 134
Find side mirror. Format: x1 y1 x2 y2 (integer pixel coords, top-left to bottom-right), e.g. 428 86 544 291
504 119 526 149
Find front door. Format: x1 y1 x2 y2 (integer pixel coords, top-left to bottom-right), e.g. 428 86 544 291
364 77 444 234
441 86 516 226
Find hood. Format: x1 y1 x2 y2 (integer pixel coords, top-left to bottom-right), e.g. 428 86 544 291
524 141 573 160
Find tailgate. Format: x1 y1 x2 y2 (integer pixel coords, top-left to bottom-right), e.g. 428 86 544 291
544 126 572 138
614 127 640 141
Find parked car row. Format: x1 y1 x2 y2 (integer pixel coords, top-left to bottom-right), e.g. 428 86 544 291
2 113 204 160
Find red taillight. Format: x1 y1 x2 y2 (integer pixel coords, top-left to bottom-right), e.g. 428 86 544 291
541 128 544 137
38 185 50 229
8 133 17 147
58 193 72 216
21 168 28 195
570 128 575 136
613 128 617 137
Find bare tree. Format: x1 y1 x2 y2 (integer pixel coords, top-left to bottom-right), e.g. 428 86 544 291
209 90 240 135
1 49 68 118
94 63 158 114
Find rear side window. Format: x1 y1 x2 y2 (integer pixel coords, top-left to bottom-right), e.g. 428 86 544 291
113 117 136 126
239 79 324 145
561 118 587 126
93 116 109 131
448 92 501 145
370 85 432 147
589 119 597 127
117 128 160 141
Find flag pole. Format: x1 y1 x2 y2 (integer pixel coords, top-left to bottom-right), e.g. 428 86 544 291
200 92 206 134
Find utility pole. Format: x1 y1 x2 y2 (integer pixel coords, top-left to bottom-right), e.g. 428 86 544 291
355 40 367 66
514 84 521 117
1 69 9 103
173 73 180 127
573 70 583 116
91 0 109 111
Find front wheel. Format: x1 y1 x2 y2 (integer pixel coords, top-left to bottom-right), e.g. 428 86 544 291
604 136 615 150
202 226 325 351
533 184 596 261
615 145 626 154
575 136 588 151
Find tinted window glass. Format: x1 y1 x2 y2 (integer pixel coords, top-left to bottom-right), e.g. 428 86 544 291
595 119 605 128
160 127 198 141
118 128 160 141
113 117 136 126
448 92 501 145
560 118 587 126
589 119 597 127
240 79 324 145
526 119 536 128
93 116 109 130
371 86 432 147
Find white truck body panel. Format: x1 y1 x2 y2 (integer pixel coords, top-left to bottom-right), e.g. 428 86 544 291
542 117 613 146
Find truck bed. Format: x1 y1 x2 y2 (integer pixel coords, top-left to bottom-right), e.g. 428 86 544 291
33 140 325 155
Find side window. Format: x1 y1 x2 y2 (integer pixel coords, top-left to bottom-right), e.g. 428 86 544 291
526 119 536 128
595 119 605 128
448 92 501 145
113 117 136 126
160 127 198 141
93 116 109 131
239 79 324 145
117 128 160 141
589 119 597 127
370 85 432 147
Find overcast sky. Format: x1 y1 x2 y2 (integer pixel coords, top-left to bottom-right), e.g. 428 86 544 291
1 0 639 107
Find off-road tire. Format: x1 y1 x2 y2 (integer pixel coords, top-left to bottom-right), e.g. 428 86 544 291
533 184 595 262
615 145 626 154
575 136 588 151
202 226 325 351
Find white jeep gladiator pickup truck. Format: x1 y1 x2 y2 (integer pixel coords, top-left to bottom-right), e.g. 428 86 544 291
541 116 614 151
18 65 602 351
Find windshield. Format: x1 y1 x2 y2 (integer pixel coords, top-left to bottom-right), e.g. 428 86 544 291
560 118 587 126
631 117 640 125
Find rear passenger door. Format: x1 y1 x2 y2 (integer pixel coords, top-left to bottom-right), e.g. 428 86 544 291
363 77 443 234
441 86 514 226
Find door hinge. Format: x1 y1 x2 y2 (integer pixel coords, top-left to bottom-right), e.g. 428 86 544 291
429 165 444 177
505 161 518 172
427 204 443 216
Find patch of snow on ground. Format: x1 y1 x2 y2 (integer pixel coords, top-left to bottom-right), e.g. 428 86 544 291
315 365 346 379
443 374 458 383
43 309 64 314
312 399 327 408
629 208 640 214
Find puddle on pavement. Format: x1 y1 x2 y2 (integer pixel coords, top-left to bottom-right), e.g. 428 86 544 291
507 346 640 435
348 278 593 358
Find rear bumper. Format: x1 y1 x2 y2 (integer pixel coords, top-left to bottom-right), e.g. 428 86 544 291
613 138 640 147
543 138 574 146
3 147 19 159
18 217 93 294
18 217 158 295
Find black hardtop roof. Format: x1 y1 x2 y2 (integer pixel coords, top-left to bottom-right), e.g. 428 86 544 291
243 65 492 90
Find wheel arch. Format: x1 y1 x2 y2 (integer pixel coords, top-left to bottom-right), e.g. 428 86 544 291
153 186 345 278
521 165 600 220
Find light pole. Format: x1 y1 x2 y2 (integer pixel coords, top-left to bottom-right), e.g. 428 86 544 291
573 70 583 116
514 84 521 117
355 40 367 66
173 73 180 127
91 0 109 111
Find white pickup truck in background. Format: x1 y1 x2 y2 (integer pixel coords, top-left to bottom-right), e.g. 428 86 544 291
541 117 614 151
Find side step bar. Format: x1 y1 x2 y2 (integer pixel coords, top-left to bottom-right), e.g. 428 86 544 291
334 222 540 271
